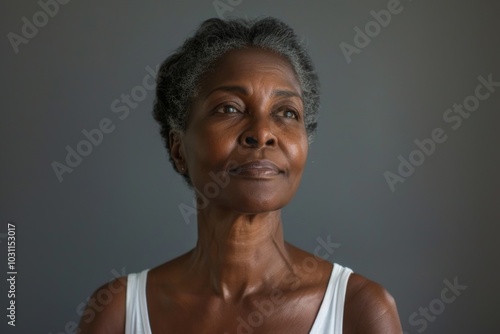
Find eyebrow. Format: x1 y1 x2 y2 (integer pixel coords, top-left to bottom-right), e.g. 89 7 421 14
274 89 303 99
206 85 303 100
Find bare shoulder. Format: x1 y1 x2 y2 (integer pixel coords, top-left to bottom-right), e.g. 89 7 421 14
344 273 403 334
77 276 128 334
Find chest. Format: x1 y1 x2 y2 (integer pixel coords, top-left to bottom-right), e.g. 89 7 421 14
146 292 323 334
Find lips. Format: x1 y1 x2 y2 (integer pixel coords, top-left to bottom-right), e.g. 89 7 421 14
228 159 282 177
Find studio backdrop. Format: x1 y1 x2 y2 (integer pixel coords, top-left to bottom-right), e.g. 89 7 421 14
1 0 499 333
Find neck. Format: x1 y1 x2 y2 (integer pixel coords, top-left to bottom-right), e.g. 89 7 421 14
186 207 295 300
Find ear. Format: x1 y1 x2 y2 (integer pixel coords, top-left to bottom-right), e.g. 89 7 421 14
169 130 186 173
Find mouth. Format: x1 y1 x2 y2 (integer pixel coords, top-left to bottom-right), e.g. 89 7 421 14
228 160 282 177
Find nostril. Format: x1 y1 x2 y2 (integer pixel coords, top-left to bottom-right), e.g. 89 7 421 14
265 138 275 146
245 136 258 145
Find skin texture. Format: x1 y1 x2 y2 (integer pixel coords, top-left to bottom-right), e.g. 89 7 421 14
78 48 402 334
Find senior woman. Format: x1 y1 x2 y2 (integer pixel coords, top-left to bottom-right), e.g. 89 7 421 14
79 17 402 334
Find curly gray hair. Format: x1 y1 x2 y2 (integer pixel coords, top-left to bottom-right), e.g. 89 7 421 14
153 17 320 184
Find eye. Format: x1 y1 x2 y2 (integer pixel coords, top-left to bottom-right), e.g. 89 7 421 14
284 110 297 119
277 108 299 120
216 105 240 114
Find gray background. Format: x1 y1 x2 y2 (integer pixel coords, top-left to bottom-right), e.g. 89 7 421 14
1 0 499 333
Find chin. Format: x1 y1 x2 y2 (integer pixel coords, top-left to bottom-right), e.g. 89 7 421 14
231 200 287 215
192 174 300 214
220 183 293 214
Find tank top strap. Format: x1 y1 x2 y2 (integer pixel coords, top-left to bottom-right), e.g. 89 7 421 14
125 269 152 334
308 263 353 334
125 265 351 334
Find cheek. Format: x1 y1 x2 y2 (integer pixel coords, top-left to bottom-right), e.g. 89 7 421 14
286 132 309 173
184 127 233 173
293 147 308 179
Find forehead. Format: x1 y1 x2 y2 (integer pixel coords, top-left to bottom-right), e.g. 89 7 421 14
197 47 302 96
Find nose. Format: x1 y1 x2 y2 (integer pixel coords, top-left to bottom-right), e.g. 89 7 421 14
239 114 277 149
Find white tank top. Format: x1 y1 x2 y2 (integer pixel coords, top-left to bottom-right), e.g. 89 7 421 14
125 263 352 334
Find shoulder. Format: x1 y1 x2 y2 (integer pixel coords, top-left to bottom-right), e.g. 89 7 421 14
77 275 128 334
343 273 402 334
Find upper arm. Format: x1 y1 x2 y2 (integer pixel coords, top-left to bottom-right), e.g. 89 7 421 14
77 276 127 334
344 274 402 334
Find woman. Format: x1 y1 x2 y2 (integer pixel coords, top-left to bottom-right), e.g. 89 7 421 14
79 17 402 333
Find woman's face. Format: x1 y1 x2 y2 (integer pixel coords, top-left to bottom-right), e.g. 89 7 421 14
173 47 309 213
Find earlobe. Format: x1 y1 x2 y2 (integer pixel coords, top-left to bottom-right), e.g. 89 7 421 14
169 130 186 173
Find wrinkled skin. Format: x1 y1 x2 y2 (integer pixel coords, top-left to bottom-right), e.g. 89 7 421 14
79 47 402 334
